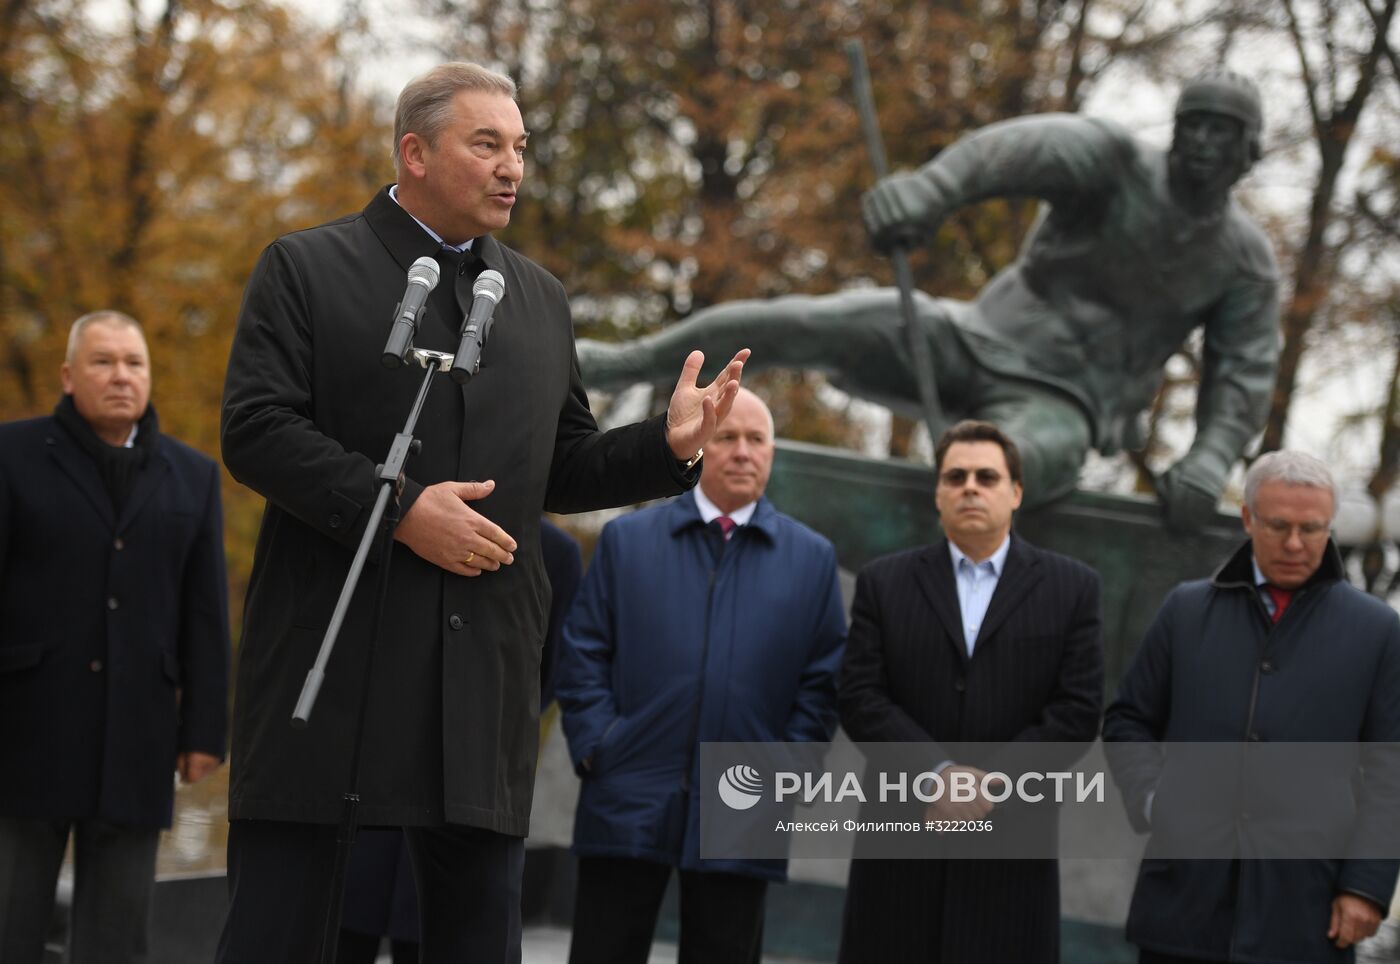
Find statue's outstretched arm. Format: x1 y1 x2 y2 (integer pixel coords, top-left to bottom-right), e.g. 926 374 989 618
577 290 934 409
864 114 1133 250
1160 263 1280 530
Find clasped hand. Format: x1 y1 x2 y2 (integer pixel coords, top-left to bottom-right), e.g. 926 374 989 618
395 479 517 577
924 764 1000 822
177 751 221 785
1329 893 1381 949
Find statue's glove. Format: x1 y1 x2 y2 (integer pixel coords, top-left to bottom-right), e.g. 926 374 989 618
1158 454 1227 532
862 172 943 253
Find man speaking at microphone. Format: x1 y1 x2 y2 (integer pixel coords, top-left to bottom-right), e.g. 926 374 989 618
218 62 747 963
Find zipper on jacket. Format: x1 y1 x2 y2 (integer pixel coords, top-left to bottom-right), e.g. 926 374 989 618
1244 584 1309 733
1232 584 1311 959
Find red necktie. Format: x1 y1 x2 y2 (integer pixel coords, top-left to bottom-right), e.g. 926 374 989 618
714 515 736 540
1265 584 1293 624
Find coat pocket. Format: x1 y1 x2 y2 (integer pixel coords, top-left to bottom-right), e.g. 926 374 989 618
590 716 629 775
0 641 49 672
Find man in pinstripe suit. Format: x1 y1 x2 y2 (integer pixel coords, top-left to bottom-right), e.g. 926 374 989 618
837 419 1104 963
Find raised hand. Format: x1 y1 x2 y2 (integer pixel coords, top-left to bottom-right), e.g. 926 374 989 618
664 348 750 461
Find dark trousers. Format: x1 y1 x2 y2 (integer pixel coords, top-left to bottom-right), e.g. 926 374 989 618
216 818 524 964
1140 952 1230 964
0 816 159 964
335 931 416 964
567 855 767 964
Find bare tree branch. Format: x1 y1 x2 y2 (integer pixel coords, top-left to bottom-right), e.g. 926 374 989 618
1282 0 1326 137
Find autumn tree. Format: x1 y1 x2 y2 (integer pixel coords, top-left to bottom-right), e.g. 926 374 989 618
0 0 390 614
1260 0 1399 453
408 0 1185 452
1355 140 1400 500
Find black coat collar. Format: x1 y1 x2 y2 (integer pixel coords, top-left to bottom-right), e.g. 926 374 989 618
362 186 508 276
666 491 780 543
1211 537 1345 592
46 408 169 530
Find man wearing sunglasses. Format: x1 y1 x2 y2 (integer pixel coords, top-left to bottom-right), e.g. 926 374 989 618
837 419 1104 963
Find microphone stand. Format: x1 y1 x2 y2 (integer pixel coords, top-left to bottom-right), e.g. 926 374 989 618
289 345 458 964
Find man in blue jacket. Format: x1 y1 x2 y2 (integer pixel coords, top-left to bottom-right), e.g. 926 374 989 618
556 388 846 964
1105 451 1400 963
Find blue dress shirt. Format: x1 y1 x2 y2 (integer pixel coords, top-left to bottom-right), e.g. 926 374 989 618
949 535 1011 657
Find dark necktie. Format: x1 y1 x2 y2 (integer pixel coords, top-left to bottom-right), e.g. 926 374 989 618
1265 584 1293 624
714 515 736 540
435 246 463 272
434 246 481 327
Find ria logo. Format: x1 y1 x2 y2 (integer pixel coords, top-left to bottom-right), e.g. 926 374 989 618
717 764 764 810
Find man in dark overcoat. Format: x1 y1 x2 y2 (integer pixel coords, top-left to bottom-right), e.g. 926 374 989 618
0 310 230 963
1105 451 1400 963
336 518 582 964
217 62 746 962
837 419 1104 963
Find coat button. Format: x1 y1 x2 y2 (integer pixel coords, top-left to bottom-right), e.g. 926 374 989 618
89 659 103 673
1248 732 1261 742
954 678 966 693
113 537 125 550
107 597 119 610
328 513 343 530
1260 660 1273 673
448 614 464 630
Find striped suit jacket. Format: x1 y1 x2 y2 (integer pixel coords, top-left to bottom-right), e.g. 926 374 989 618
836 534 1104 964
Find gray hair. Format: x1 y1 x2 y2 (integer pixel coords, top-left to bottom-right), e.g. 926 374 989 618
66 310 143 364
393 63 517 172
1244 451 1337 518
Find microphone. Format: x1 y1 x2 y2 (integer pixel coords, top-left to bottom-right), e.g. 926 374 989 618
380 256 441 368
449 269 506 384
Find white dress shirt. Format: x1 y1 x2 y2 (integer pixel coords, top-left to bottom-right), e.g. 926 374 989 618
692 486 757 529
389 184 475 254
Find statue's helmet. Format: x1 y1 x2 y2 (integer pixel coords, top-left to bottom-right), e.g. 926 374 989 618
1175 68 1263 164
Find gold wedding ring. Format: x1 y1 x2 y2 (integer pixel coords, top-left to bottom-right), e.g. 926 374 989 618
465 551 476 565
